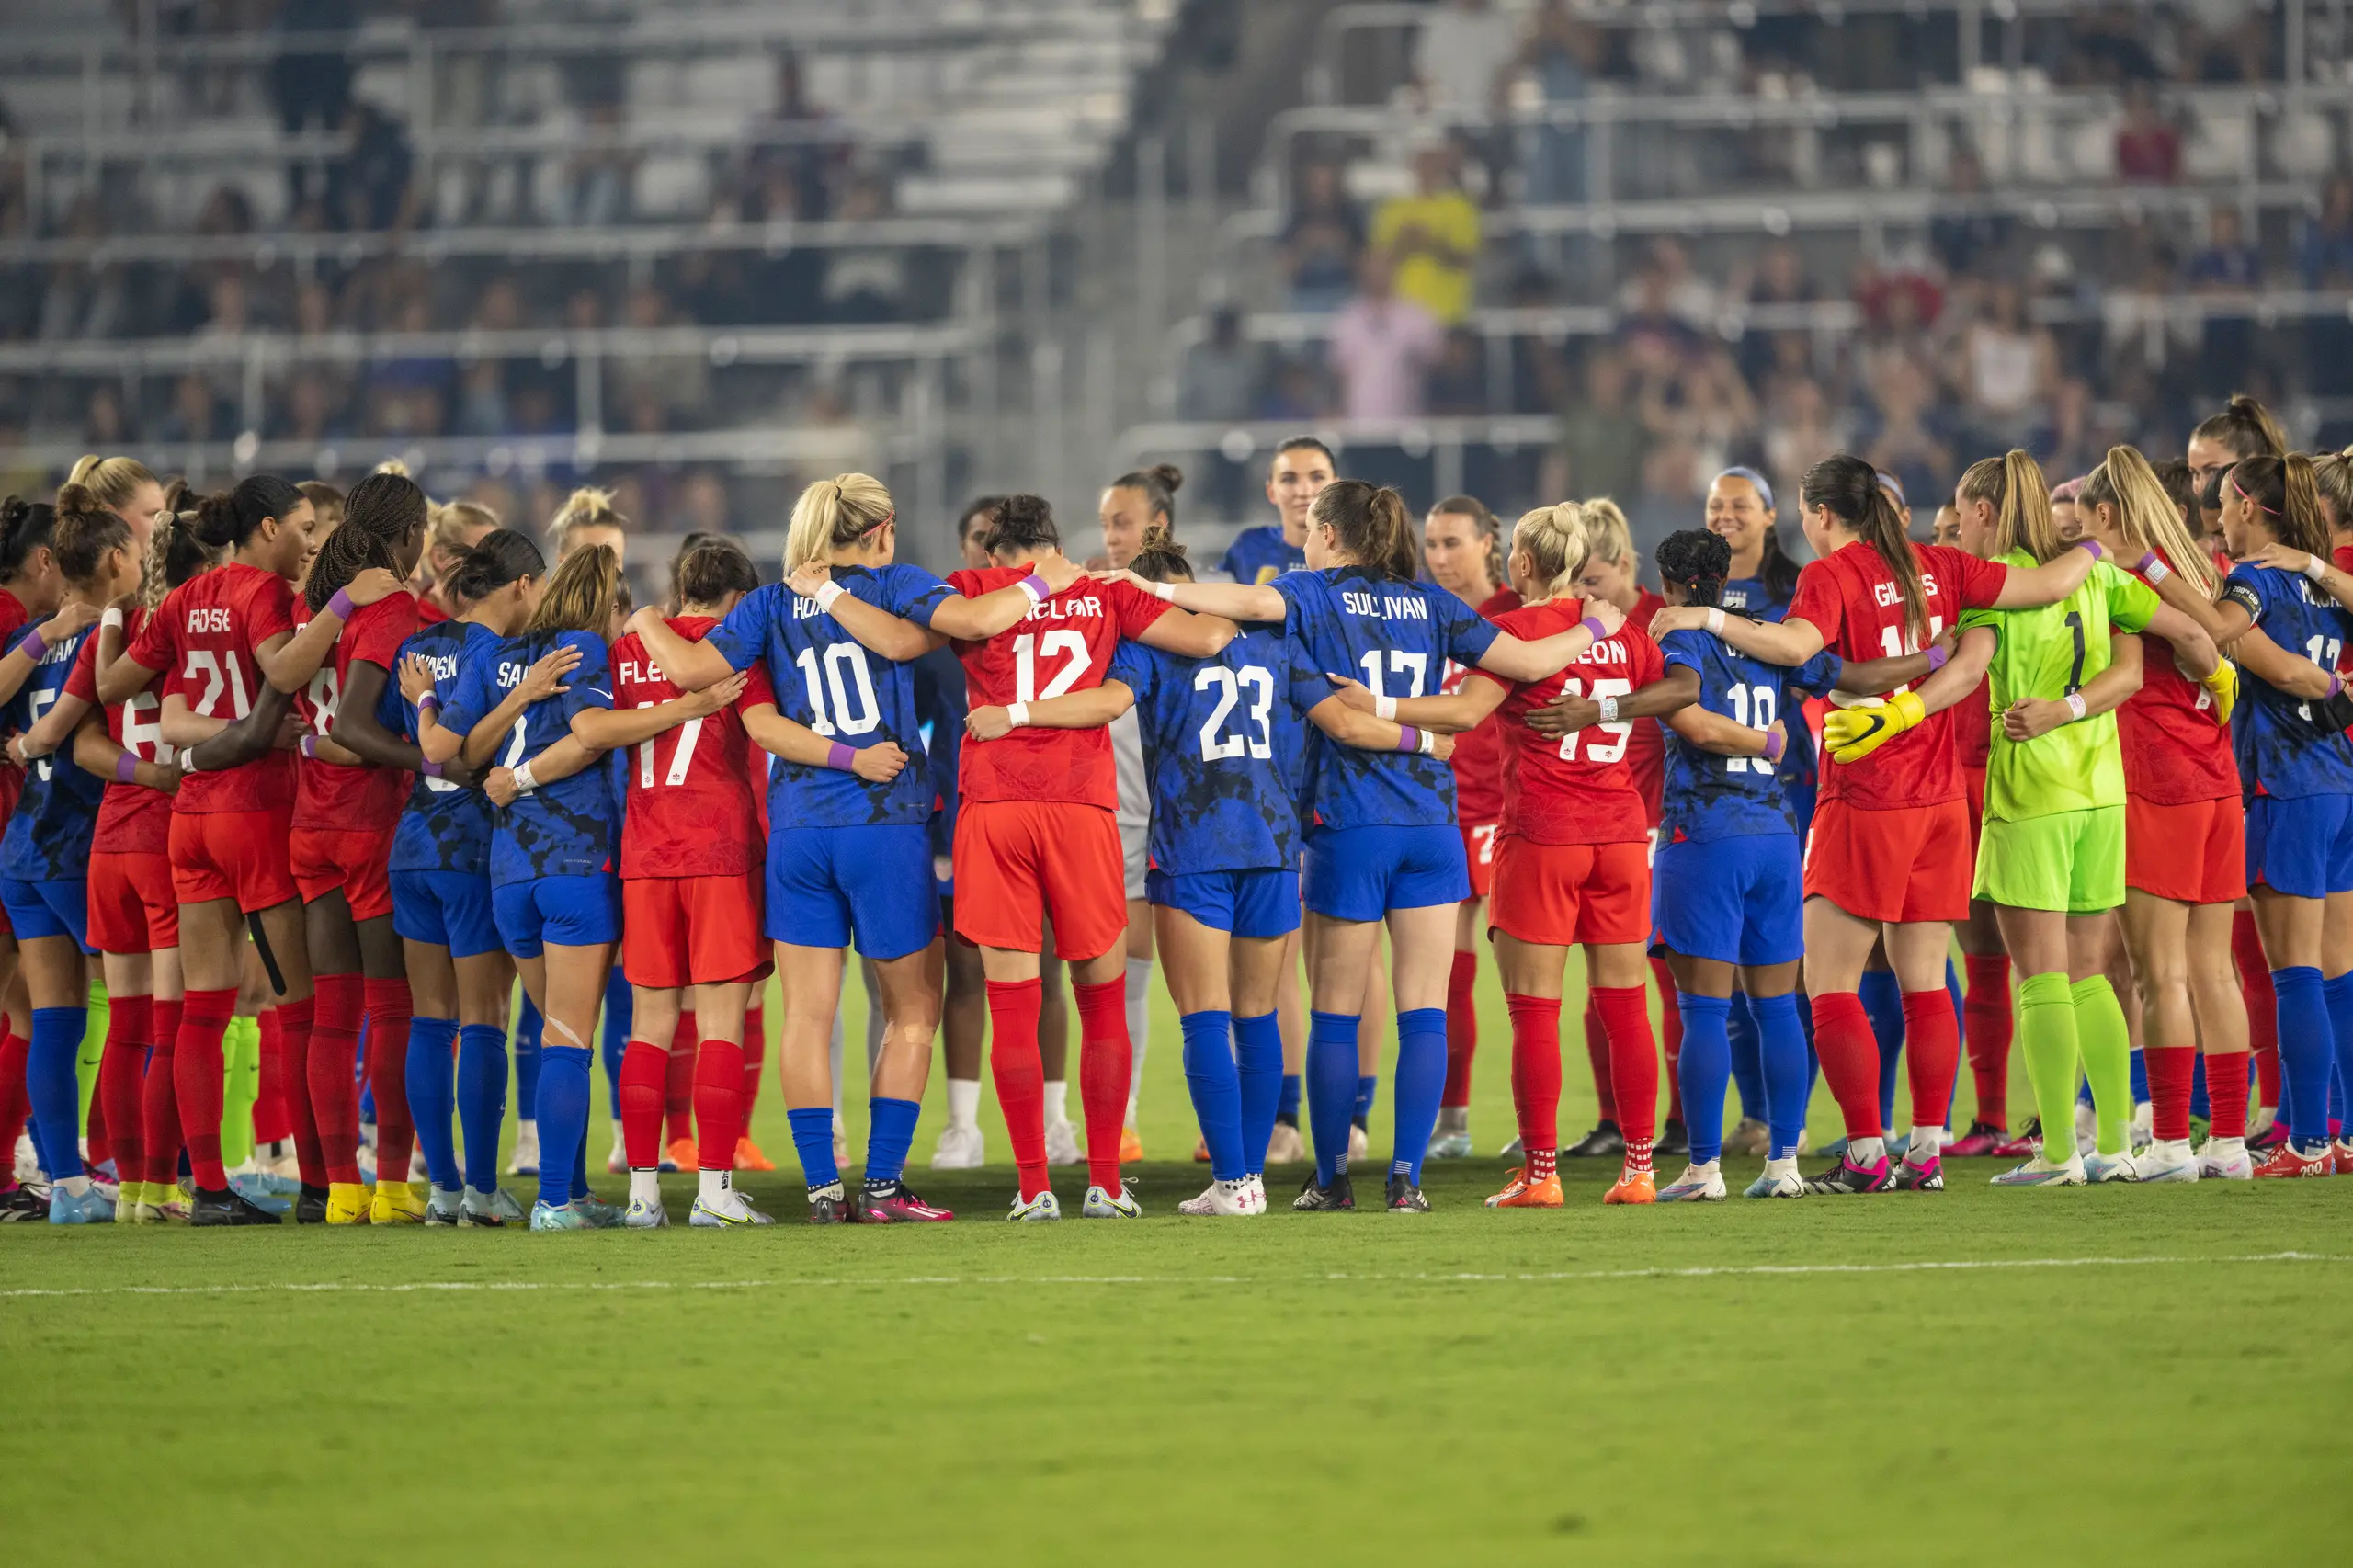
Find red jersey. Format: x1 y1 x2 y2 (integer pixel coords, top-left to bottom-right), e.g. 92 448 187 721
1626 586 1667 824
610 614 773 878
1444 584 1520 825
1479 597 1665 847
1786 540 2006 811
65 609 174 855
294 591 419 832
1953 676 1993 772
415 596 450 625
946 565 1168 809
0 588 25 824
2119 545 2237 805
127 562 299 814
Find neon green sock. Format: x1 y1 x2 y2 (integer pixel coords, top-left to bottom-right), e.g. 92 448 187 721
76 977 108 1132
219 1014 262 1171
2070 974 2133 1156
2017 972 2081 1159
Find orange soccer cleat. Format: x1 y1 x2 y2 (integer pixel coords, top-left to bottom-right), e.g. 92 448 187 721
1120 1126 1144 1163
1193 1135 1210 1163
1602 1165 1657 1205
1483 1167 1563 1208
665 1137 699 1174
733 1136 776 1173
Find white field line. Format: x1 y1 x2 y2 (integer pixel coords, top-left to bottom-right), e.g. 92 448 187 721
0 1250 2345 1301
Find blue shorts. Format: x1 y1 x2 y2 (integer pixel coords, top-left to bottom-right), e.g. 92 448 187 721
0 876 90 953
1147 867 1301 939
2246 793 2353 900
392 868 502 959
1302 824 1469 923
1650 834 1803 967
767 824 938 960
492 873 621 958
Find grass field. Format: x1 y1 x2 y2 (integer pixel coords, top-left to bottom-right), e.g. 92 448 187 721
5 965 2349 1563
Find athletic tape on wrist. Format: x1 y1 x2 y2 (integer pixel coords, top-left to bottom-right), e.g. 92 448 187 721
1597 695 1620 723
2065 692 2087 722
1374 693 1398 721
1006 700 1031 730
2137 550 2171 585
511 760 539 794
1147 578 1176 601
813 579 846 612
2304 554 2331 583
100 607 124 631
1704 607 1726 635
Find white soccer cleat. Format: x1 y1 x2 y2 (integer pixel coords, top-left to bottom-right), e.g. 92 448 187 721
1262 1123 1305 1165
2073 1103 2097 1158
930 1122 985 1171
13 1132 37 1183
2198 1136 2253 1180
506 1120 540 1176
1992 1152 2088 1187
688 1192 774 1227
624 1195 669 1229
1043 1119 1084 1167
831 1112 847 1170
1656 1161 1728 1202
605 1120 628 1174
2135 1139 2200 1183
2084 1148 2138 1183
1243 1173 1268 1214
1006 1188 1062 1221
1347 1123 1369 1161
1082 1183 1142 1219
2129 1101 2154 1154
1176 1178 1256 1217
1743 1157 1805 1199
2247 1105 2279 1141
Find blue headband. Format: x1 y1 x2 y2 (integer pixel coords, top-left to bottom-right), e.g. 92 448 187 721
1715 466 1775 512
1876 472 1908 506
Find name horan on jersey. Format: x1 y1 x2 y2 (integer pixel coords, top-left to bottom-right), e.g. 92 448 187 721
1341 590 1429 620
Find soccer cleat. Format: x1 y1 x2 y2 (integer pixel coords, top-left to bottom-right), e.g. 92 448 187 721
293 1186 330 1225
1989 1119 2040 1159
1347 1123 1369 1161
324 1181 373 1225
189 1186 280 1225
733 1137 776 1173
804 1184 852 1224
370 1182 428 1225
424 1189 465 1226
605 1137 628 1175
1744 1160 1806 1199
624 1195 669 1229
460 1187 528 1227
1655 1118 1690 1158
1656 1161 1727 1202
111 1181 146 1221
1945 1121 2010 1158
1602 1165 1656 1205
2136 1140 2200 1183
1383 1173 1430 1211
227 1171 292 1212
665 1137 698 1175
1043 1119 1084 1167
1483 1167 1563 1208
1992 1152 2088 1187
2085 1149 2139 1183
571 1190 624 1228
1804 1153 1893 1195
2336 1139 2353 1176
1006 1188 1063 1221
1263 1122 1305 1165
1120 1126 1144 1162
2197 1137 2253 1180
1498 1134 1524 1158
2247 1113 2288 1153
854 1183 954 1222
1081 1183 1142 1219
12 1131 36 1182
832 1120 848 1169
48 1184 116 1224
529 1199 592 1231
1819 1135 1850 1159
2129 1102 2154 1154
506 1122 540 1176
1722 1118 1770 1158
1176 1178 1255 1217
690 1192 776 1227
2074 1103 2098 1158
1427 1130 1472 1160
2251 1142 2333 1180
1194 1135 1210 1163
0 1182 50 1221
1563 1120 1624 1158
929 1123 985 1171
228 1155 300 1198
1893 1154 1945 1192
1243 1174 1268 1214
1291 1172 1355 1212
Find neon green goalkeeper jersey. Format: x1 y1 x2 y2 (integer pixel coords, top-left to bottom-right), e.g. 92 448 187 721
1959 550 2159 822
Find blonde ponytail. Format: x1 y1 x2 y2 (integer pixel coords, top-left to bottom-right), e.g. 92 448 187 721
547 486 628 556
784 472 894 571
1959 449 2059 563
1511 502 1593 601
2082 445 2215 598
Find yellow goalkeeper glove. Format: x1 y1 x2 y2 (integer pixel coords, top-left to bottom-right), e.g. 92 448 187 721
2199 659 2237 726
1823 689 1927 765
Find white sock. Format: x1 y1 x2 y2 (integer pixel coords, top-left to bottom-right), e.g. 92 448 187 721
699 1168 732 1204
517 1118 537 1140
628 1169 660 1205
1764 1154 1798 1180
1044 1079 1069 1125
1905 1125 1942 1164
946 1077 980 1131
1848 1135 1886 1165
58 1174 90 1198
1124 956 1153 1110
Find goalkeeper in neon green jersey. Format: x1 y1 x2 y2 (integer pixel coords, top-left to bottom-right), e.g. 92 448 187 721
1944 451 2221 1186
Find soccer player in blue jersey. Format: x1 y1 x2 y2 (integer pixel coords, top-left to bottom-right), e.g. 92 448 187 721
385 528 547 1224
1645 529 1845 1200
1216 437 1329 586
1097 480 1622 1210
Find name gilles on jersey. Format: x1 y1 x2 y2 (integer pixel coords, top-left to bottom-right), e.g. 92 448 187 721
1872 571 1942 609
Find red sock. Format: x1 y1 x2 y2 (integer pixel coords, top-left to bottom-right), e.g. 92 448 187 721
2234 909 2281 1108
1900 987 1960 1131
618 1040 667 1168
1074 977 1131 1197
1582 999 1617 1123
693 1040 745 1173
309 974 364 1185
2146 1045 2197 1142
1650 955 1684 1124
0 1024 28 1184
2205 1049 2251 1140
98 994 150 1187
251 1006 291 1146
1505 993 1563 1157
144 1000 184 1187
743 1004 767 1108
269 996 321 1186
985 979 1047 1200
1593 984 1658 1146
1961 953 2013 1127
665 1011 697 1148
1810 991 1884 1141
1442 949 1479 1108
363 978 415 1180
174 988 238 1190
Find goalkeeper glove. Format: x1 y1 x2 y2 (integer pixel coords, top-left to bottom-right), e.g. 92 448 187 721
2199 659 2237 726
1823 690 1927 765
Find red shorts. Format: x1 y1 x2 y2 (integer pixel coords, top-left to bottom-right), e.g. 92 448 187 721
622 872 769 989
1802 796 1973 925
169 807 297 914
1461 821 1498 900
87 850 179 953
952 799 1126 960
2126 793 2245 905
1962 765 1987 859
290 824 395 922
1488 835 1650 948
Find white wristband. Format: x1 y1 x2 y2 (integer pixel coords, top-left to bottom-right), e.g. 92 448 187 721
1704 607 1726 635
511 759 540 794
1598 695 1620 723
1146 578 1176 602
1415 728 1438 756
2303 554 2330 583
1006 701 1031 730
2064 692 2087 722
813 580 846 612
100 607 125 631
1374 694 1398 721
2142 557 2171 585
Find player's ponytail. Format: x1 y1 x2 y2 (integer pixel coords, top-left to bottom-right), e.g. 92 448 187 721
2227 455 2328 559
1509 502 1591 601
0 496 58 582
142 479 217 609
983 494 1060 561
1313 479 1418 581
1654 528 1733 609
2082 445 2215 599
1129 521 1192 585
1959 449 2058 564
525 542 621 637
62 454 159 519
305 470 426 613
784 472 893 571
547 485 627 557
1805 453 1928 647
447 528 545 605
671 537 759 610
2311 447 2353 539
1108 463 1184 533
190 474 302 552
51 483 132 585
2192 394 2289 462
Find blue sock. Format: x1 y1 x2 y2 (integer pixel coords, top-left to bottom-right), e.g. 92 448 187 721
1181 1009 1244 1182
513 994 542 1116
1675 993 1732 1166
1233 1012 1283 1175
571 1115 588 1200
1390 1007 1446 1185
2271 967 2334 1153
533 1043 592 1208
27 1006 85 1182
599 967 631 1107
1276 1072 1302 1125
1353 1074 1377 1122
2129 1045 2149 1105
2190 1050 2211 1121
456 1023 508 1191
863 1096 920 1187
789 1105 838 1190
1307 1011 1359 1186
404 1016 461 1193
1859 970 1904 1131
1753 993 1812 1160
1726 992 1766 1122
2321 972 2353 1140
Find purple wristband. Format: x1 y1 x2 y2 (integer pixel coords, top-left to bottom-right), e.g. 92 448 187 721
419 757 442 778
1924 643 1949 673
1394 726 1420 754
825 741 857 771
1762 727 1786 765
300 734 318 759
113 752 138 784
416 690 440 714
17 630 44 663
326 586 356 620
1579 615 1608 642
1018 573 1051 602
2331 675 2345 700
2075 539 2106 562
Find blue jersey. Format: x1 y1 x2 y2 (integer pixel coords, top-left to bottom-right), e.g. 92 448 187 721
387 619 496 876
1274 566 1499 829
0 624 102 881
1720 574 1791 621
2222 564 2353 799
1656 628 1842 844
1109 626 1332 874
1220 524 1305 586
441 628 618 884
708 565 954 830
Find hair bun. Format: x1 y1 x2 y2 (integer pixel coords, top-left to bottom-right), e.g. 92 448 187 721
1148 463 1184 494
54 483 98 517
190 493 243 548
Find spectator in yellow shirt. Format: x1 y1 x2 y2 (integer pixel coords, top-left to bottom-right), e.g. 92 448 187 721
1371 141 1482 326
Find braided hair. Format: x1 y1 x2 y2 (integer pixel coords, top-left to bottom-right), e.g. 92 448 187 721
1654 528 1733 608
304 471 427 613
141 480 217 609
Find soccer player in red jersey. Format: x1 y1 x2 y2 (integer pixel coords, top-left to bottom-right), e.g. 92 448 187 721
1420 495 1516 1158
102 475 402 1225
1651 453 2101 1193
